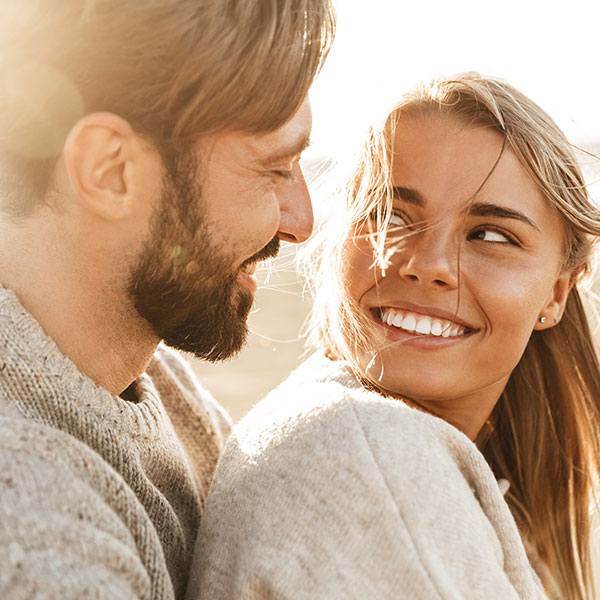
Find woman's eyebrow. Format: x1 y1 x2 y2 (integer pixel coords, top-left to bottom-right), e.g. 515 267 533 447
392 186 424 206
393 186 540 231
468 202 540 231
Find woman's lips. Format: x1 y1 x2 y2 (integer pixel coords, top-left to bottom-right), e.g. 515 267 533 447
375 307 475 338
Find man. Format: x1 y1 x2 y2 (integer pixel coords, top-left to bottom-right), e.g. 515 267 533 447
0 1 334 598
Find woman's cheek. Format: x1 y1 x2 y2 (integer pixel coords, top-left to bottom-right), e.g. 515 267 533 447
474 265 546 338
341 237 378 301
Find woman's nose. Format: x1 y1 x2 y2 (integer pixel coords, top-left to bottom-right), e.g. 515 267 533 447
396 228 459 289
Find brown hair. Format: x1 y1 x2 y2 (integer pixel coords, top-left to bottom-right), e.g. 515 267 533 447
0 0 335 213
304 73 600 598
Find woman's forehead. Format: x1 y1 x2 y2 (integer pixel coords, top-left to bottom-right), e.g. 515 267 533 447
389 120 526 205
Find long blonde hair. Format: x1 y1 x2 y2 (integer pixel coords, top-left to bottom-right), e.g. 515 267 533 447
304 73 600 599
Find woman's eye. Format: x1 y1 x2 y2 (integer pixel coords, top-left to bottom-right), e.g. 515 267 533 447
469 228 517 245
368 208 411 232
389 212 408 228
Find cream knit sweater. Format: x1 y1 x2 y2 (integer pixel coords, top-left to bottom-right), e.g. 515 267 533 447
187 353 547 599
0 285 231 600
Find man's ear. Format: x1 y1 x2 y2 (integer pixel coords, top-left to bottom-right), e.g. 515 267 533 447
63 112 142 220
534 269 575 330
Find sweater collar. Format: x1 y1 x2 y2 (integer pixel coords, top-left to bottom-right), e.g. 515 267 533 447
0 283 165 428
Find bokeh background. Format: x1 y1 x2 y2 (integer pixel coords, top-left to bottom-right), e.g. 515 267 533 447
190 0 600 422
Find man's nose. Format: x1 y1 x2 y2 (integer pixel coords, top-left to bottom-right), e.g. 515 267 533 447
395 227 459 289
276 162 314 244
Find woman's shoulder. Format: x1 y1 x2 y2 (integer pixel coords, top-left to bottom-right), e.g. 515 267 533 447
206 353 480 546
190 356 540 600
229 352 478 473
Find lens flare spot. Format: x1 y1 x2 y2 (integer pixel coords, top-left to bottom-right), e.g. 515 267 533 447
185 260 199 275
171 245 188 264
0 61 84 158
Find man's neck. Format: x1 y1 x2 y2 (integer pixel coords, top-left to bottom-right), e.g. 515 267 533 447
0 215 158 396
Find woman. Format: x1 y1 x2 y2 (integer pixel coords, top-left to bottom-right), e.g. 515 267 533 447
186 74 600 599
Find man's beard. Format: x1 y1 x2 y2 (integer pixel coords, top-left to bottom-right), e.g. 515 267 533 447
127 153 280 361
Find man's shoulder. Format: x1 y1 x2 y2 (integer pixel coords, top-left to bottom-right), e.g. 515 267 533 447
150 343 221 411
0 408 165 598
145 344 232 500
0 405 137 504
0 401 160 520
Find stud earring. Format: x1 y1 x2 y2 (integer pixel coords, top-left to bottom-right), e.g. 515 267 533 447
122 196 135 210
539 316 547 324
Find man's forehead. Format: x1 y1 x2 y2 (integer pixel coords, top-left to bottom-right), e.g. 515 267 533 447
201 100 312 166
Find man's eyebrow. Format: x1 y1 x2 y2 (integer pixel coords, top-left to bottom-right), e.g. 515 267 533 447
261 134 312 165
393 186 539 230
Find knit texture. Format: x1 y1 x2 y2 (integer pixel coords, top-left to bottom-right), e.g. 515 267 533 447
187 353 547 600
0 285 231 600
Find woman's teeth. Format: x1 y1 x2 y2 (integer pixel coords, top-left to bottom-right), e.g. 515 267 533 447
379 308 467 338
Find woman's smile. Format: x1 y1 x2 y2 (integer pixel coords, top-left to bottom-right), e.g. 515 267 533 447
371 305 476 341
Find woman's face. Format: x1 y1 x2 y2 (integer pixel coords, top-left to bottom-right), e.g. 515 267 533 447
343 116 572 433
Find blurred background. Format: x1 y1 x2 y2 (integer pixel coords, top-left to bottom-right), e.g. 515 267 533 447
190 0 600 422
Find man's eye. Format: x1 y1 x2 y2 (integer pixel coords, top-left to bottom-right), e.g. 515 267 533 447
271 169 294 181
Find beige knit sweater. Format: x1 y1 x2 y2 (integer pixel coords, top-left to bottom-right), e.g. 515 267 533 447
0 284 231 600
187 353 547 600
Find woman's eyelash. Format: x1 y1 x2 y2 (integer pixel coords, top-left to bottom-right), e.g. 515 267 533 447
468 226 520 246
368 209 410 227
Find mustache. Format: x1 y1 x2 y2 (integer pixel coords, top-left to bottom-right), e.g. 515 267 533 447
239 236 280 270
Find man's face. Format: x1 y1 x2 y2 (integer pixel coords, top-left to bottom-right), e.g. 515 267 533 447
128 100 313 360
